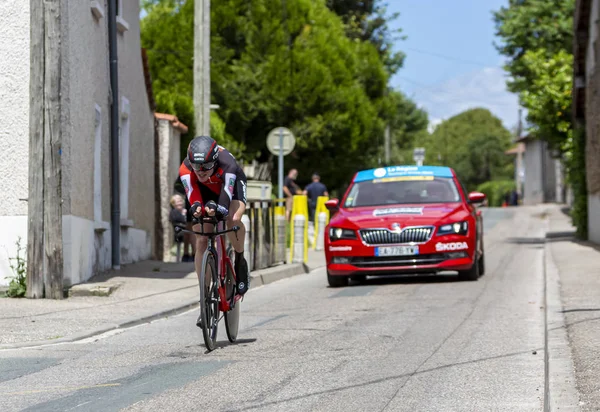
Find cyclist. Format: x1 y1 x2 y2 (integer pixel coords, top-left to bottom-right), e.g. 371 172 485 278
179 136 250 303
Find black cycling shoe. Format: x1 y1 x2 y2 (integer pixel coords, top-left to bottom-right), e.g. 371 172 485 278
196 312 203 329
234 254 249 296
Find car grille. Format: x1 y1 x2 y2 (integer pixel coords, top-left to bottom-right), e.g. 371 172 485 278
359 227 434 245
349 253 449 268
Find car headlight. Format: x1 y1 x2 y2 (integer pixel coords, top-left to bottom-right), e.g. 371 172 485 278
437 221 468 236
328 227 357 241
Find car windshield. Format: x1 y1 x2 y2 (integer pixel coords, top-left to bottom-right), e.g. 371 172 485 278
343 177 461 207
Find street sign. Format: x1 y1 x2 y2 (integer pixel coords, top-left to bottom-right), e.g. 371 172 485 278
413 147 425 166
267 127 296 202
267 127 296 156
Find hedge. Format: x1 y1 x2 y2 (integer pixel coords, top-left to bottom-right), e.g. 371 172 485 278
476 180 516 207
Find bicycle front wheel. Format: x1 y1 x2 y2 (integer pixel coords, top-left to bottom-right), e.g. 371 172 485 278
199 250 219 351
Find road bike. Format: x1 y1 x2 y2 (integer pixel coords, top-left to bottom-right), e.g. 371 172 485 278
175 216 242 351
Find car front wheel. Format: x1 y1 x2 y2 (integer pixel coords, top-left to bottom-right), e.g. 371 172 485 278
327 271 349 287
458 255 480 281
478 251 485 276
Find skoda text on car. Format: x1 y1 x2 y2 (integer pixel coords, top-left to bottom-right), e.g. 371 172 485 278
324 165 486 287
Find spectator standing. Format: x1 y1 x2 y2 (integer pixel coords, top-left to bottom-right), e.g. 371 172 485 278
283 168 301 220
173 177 195 262
303 173 329 222
509 189 519 206
169 194 187 229
169 194 187 261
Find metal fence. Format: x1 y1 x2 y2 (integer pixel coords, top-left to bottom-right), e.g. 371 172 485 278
242 199 287 271
171 198 287 269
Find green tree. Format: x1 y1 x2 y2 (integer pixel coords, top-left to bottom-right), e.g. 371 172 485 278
493 0 575 94
378 89 429 165
519 48 573 151
493 0 587 237
326 0 405 75
141 0 243 159
141 0 427 191
423 108 514 190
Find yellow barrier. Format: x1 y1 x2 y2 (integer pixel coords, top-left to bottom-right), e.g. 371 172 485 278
312 196 330 249
289 195 309 263
274 205 285 217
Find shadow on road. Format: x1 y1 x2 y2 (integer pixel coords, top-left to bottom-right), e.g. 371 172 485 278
227 346 544 411
562 308 600 313
87 260 196 282
341 273 461 288
202 338 258 353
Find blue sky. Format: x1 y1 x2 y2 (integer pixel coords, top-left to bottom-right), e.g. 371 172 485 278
387 0 520 131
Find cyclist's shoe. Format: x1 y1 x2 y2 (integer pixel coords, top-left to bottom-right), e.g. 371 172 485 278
196 313 203 329
235 253 249 296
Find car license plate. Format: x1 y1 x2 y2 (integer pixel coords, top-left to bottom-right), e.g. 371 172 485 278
375 246 419 257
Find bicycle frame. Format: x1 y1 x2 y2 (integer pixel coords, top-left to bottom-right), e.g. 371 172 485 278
174 217 242 312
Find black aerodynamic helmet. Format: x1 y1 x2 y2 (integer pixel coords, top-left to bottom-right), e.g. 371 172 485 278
187 135 219 171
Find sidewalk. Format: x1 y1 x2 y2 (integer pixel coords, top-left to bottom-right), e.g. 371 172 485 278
545 204 600 410
0 250 326 349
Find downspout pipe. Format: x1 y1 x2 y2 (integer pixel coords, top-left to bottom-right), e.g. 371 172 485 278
108 0 120 269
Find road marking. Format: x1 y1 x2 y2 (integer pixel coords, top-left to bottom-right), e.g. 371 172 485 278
2 383 121 396
65 400 92 411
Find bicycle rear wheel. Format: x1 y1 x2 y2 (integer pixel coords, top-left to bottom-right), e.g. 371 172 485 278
224 248 240 342
199 250 219 351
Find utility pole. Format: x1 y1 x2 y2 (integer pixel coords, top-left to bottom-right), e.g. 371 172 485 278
108 0 120 270
27 0 45 299
384 125 391 165
194 0 210 135
27 0 64 299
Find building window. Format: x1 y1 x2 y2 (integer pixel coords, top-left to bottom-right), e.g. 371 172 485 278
116 0 129 33
94 104 103 224
120 97 130 220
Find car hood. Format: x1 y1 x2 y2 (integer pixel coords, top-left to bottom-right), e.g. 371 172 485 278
331 203 469 228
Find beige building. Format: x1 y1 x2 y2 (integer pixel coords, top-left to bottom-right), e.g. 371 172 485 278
506 136 565 206
155 113 188 262
0 0 157 287
574 0 600 243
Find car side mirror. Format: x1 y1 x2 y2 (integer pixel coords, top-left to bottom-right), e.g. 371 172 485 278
325 199 340 212
468 192 486 204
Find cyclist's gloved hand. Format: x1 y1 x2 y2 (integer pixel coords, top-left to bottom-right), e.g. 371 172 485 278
205 200 217 217
190 201 202 218
205 200 228 220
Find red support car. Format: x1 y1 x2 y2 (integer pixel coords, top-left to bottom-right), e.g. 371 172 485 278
324 165 486 287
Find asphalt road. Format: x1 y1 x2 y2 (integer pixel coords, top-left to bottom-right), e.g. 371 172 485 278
0 207 555 412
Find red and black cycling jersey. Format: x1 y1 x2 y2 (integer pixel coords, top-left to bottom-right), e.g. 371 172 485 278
178 147 246 218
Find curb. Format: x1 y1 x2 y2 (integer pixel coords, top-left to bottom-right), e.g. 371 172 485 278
0 263 311 350
0 300 200 350
543 217 582 411
69 282 123 297
250 263 307 287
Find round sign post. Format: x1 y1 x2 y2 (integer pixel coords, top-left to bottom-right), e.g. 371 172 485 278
413 147 425 167
267 127 296 202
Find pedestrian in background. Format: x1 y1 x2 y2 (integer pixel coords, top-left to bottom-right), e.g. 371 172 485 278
169 194 188 261
283 168 301 221
173 177 195 262
304 173 329 222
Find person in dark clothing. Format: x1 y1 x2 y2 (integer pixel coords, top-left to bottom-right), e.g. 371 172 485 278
173 177 195 262
169 194 187 244
504 191 511 207
283 169 301 221
303 173 329 222
509 189 519 206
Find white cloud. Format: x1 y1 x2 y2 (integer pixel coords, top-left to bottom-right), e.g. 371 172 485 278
413 67 520 131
